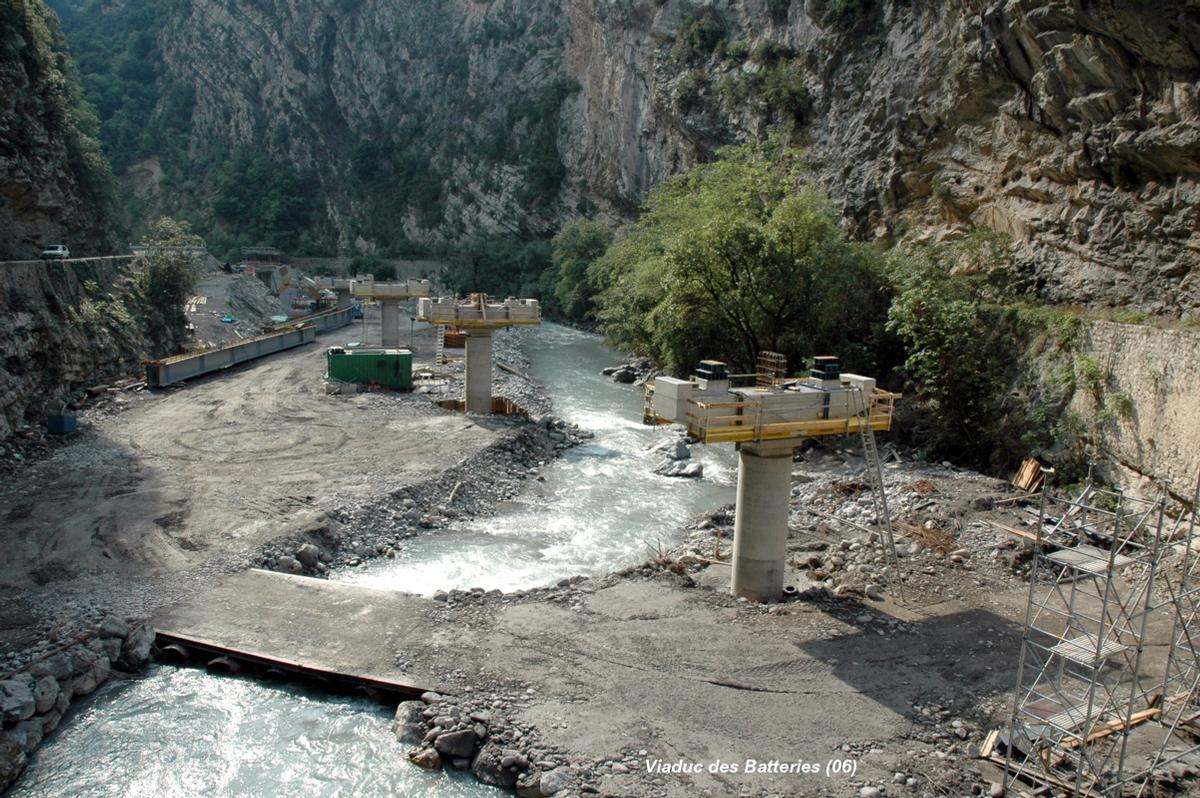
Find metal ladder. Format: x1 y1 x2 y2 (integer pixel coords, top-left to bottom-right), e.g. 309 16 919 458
435 326 445 365
855 387 904 601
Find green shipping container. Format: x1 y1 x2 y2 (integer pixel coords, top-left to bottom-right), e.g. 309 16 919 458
326 347 413 390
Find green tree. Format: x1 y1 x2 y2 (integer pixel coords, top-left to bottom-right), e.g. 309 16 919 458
884 233 1028 465
591 142 890 375
134 217 202 340
551 220 612 321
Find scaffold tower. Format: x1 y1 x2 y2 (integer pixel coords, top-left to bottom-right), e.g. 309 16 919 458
1002 472 1200 796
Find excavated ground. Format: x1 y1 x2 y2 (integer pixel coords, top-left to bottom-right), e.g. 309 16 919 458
0 312 498 656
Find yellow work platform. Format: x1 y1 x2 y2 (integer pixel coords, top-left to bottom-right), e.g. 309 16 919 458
684 389 899 445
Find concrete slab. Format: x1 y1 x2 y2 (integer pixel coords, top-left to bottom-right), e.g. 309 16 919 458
153 569 447 694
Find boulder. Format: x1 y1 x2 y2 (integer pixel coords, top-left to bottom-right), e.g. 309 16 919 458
99 637 122 663
72 655 110 696
98 615 129 639
433 728 478 758
28 652 73 682
670 440 691 460
408 747 441 769
32 676 58 714
516 771 545 798
117 623 154 671
392 700 427 745
295 544 322 568
472 742 519 789
0 738 26 793
10 719 43 754
0 680 35 724
276 555 303 574
540 768 572 795
612 368 637 384
654 460 704 478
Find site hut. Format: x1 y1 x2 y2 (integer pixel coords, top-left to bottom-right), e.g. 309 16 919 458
326 346 413 391
349 278 432 348
645 354 900 602
416 294 541 414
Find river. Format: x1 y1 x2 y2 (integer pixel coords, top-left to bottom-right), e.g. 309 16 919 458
12 324 734 797
335 323 736 594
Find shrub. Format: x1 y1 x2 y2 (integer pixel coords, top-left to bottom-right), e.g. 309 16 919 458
672 9 726 65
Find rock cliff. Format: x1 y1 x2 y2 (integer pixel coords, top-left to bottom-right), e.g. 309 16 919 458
0 0 114 259
138 0 1200 312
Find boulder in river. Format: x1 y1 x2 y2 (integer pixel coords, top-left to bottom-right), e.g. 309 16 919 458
408 746 441 769
0 679 35 724
392 701 427 745
611 367 637 384
472 742 520 789
434 728 478 758
654 460 704 479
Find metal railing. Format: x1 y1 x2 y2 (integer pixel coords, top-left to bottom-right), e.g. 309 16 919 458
685 387 898 444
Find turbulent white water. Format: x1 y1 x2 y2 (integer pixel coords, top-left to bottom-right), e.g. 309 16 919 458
15 324 733 797
12 666 498 798
335 323 737 595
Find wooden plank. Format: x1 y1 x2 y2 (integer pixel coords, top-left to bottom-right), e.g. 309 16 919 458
979 729 999 759
1059 707 1160 749
992 521 1042 543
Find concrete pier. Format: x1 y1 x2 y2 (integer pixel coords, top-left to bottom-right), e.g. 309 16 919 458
464 330 494 414
381 300 402 348
731 440 796 601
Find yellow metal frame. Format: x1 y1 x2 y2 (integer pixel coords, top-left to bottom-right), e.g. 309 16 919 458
352 289 428 300
686 388 899 445
426 318 541 328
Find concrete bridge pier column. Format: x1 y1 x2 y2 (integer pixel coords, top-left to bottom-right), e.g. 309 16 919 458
381 300 402 348
336 289 353 310
731 440 797 602
464 330 494 414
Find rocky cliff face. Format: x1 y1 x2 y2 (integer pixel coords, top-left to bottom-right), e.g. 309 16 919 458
147 0 1200 312
159 0 572 250
0 0 114 259
562 0 1200 313
0 257 175 438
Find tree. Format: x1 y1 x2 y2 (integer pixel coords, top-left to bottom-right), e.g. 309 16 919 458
591 142 890 375
885 232 1023 464
134 217 203 340
551 220 612 321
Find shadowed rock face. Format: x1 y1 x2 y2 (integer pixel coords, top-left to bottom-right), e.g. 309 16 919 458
0 0 114 260
149 0 1200 311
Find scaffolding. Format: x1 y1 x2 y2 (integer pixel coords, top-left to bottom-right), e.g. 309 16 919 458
1002 474 1200 796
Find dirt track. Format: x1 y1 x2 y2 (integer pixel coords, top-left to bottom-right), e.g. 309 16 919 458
0 312 495 587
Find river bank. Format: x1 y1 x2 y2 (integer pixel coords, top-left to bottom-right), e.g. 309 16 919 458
7 323 1197 797
0 322 578 793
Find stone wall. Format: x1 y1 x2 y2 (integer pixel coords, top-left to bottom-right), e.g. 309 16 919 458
0 617 154 791
1072 319 1200 499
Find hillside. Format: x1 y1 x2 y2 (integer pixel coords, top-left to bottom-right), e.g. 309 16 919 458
0 0 116 259
46 0 1200 314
